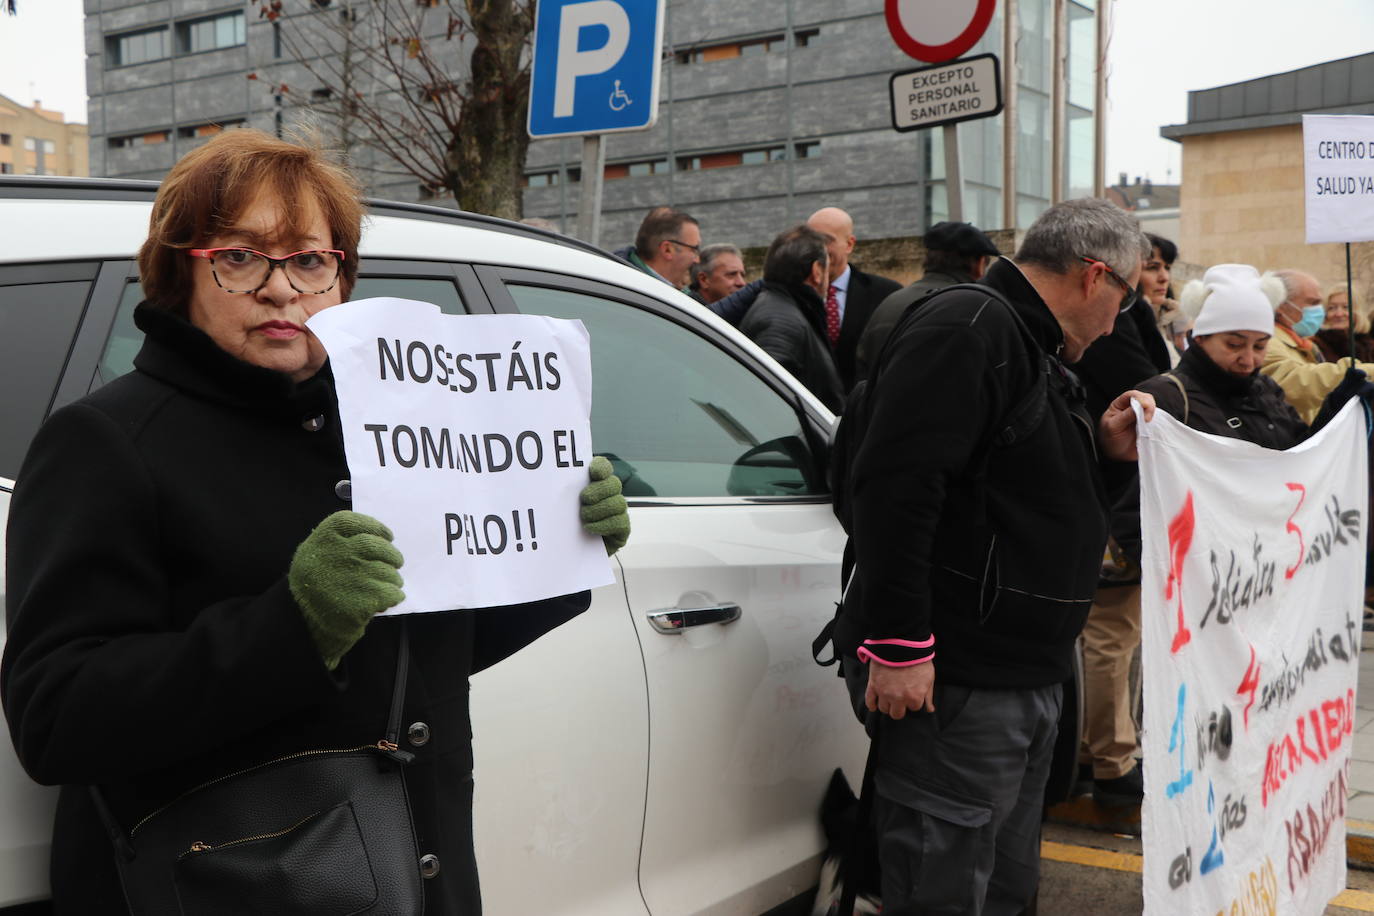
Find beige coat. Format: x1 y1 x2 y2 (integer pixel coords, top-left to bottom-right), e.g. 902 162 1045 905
1260 327 1374 423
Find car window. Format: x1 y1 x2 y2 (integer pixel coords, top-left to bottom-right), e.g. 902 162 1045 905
351 277 465 314
0 276 93 479
95 276 468 387
505 283 822 499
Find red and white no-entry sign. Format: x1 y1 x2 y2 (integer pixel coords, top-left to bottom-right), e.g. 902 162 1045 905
884 0 997 63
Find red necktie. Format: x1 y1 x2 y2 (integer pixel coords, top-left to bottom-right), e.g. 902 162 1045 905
825 284 840 347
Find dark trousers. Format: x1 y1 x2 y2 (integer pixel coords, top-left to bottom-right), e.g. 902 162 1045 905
843 657 1061 916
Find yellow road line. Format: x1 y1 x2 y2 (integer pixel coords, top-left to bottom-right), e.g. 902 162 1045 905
1331 888 1374 911
1041 839 1142 874
1040 840 1374 911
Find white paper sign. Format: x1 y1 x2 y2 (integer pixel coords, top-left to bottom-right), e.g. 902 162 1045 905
1137 400 1366 916
308 298 614 613
1304 114 1374 244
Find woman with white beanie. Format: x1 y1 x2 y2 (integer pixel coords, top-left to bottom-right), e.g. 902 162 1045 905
1136 264 1367 447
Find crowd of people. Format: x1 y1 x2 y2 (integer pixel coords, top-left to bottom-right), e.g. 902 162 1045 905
615 200 1373 914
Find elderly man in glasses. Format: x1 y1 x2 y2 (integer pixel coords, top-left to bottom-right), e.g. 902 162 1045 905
613 206 701 291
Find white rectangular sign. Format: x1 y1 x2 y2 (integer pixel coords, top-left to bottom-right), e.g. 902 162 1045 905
1304 114 1374 244
1137 401 1366 916
308 298 614 613
889 53 1003 133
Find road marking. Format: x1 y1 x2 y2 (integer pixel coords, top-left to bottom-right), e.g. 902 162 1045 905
1040 840 1374 911
1041 839 1141 874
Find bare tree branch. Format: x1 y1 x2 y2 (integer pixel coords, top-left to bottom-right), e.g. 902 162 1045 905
258 0 530 216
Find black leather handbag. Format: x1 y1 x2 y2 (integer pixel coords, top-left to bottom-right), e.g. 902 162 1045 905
90 630 424 915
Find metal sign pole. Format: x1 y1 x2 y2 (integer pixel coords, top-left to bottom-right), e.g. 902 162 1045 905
943 123 965 222
576 134 606 248
1347 242 1356 360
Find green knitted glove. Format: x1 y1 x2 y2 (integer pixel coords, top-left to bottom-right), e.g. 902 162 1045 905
289 511 405 670
581 456 630 556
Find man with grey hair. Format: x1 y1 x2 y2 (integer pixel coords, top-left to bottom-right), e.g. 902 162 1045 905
737 225 844 412
832 198 1154 914
689 243 748 305
1260 267 1374 423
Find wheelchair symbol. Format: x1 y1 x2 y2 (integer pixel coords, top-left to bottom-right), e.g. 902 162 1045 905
609 80 632 111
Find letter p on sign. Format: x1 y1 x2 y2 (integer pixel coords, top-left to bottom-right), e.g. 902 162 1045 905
528 0 663 139
554 1 631 118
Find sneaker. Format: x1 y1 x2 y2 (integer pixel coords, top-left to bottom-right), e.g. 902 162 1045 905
1093 764 1144 808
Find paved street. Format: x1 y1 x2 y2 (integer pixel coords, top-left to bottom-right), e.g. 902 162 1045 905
1039 822 1374 914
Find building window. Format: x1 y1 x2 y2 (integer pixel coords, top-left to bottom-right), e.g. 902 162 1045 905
677 144 805 173
42 139 55 155
107 26 169 67
0 133 10 146
178 11 246 54
0 163 12 174
676 33 785 65
23 137 35 151
523 170 560 188
176 119 245 139
107 130 173 149
795 28 820 48
311 88 334 103
602 158 668 180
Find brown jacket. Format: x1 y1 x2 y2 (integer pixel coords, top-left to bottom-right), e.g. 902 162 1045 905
1260 326 1374 423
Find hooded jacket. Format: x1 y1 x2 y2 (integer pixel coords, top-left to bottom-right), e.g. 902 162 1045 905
836 259 1113 688
1 305 589 913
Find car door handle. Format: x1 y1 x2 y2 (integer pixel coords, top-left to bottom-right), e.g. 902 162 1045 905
646 603 742 634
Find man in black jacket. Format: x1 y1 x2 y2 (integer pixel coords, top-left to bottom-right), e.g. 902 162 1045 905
738 224 845 413
837 198 1152 914
855 220 1001 380
806 207 903 391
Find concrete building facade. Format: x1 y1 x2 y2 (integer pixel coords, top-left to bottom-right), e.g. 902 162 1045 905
83 0 1105 248
0 95 88 178
1161 53 1374 303
523 0 1105 248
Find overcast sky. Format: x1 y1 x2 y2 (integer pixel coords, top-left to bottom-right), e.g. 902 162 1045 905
3 0 1373 188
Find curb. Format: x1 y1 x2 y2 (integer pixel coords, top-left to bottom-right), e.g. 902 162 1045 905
1047 804 1374 872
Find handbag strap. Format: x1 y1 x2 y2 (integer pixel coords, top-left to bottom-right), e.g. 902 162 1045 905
90 624 412 857
384 621 411 750
1163 372 1189 424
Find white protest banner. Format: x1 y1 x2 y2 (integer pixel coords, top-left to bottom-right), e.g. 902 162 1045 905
1137 400 1367 916
308 298 614 613
1304 114 1374 244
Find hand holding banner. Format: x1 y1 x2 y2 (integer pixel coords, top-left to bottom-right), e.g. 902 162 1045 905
308 298 614 614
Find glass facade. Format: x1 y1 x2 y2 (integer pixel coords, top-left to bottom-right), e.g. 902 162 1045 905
925 0 1101 229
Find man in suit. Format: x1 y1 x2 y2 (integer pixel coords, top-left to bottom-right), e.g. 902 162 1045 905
806 207 902 392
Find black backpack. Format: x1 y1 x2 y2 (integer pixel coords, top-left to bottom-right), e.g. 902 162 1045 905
828 283 1053 540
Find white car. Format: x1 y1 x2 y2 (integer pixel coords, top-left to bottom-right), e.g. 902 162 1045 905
0 177 864 914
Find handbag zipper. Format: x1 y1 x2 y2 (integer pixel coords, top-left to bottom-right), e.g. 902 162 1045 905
130 739 411 839
180 810 323 860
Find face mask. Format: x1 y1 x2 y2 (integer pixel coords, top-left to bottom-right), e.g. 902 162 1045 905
1293 305 1325 338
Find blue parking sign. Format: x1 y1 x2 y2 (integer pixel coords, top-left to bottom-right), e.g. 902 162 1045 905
527 0 664 139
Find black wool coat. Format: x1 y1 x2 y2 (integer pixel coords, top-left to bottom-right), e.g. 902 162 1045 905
739 280 846 413
0 305 589 914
